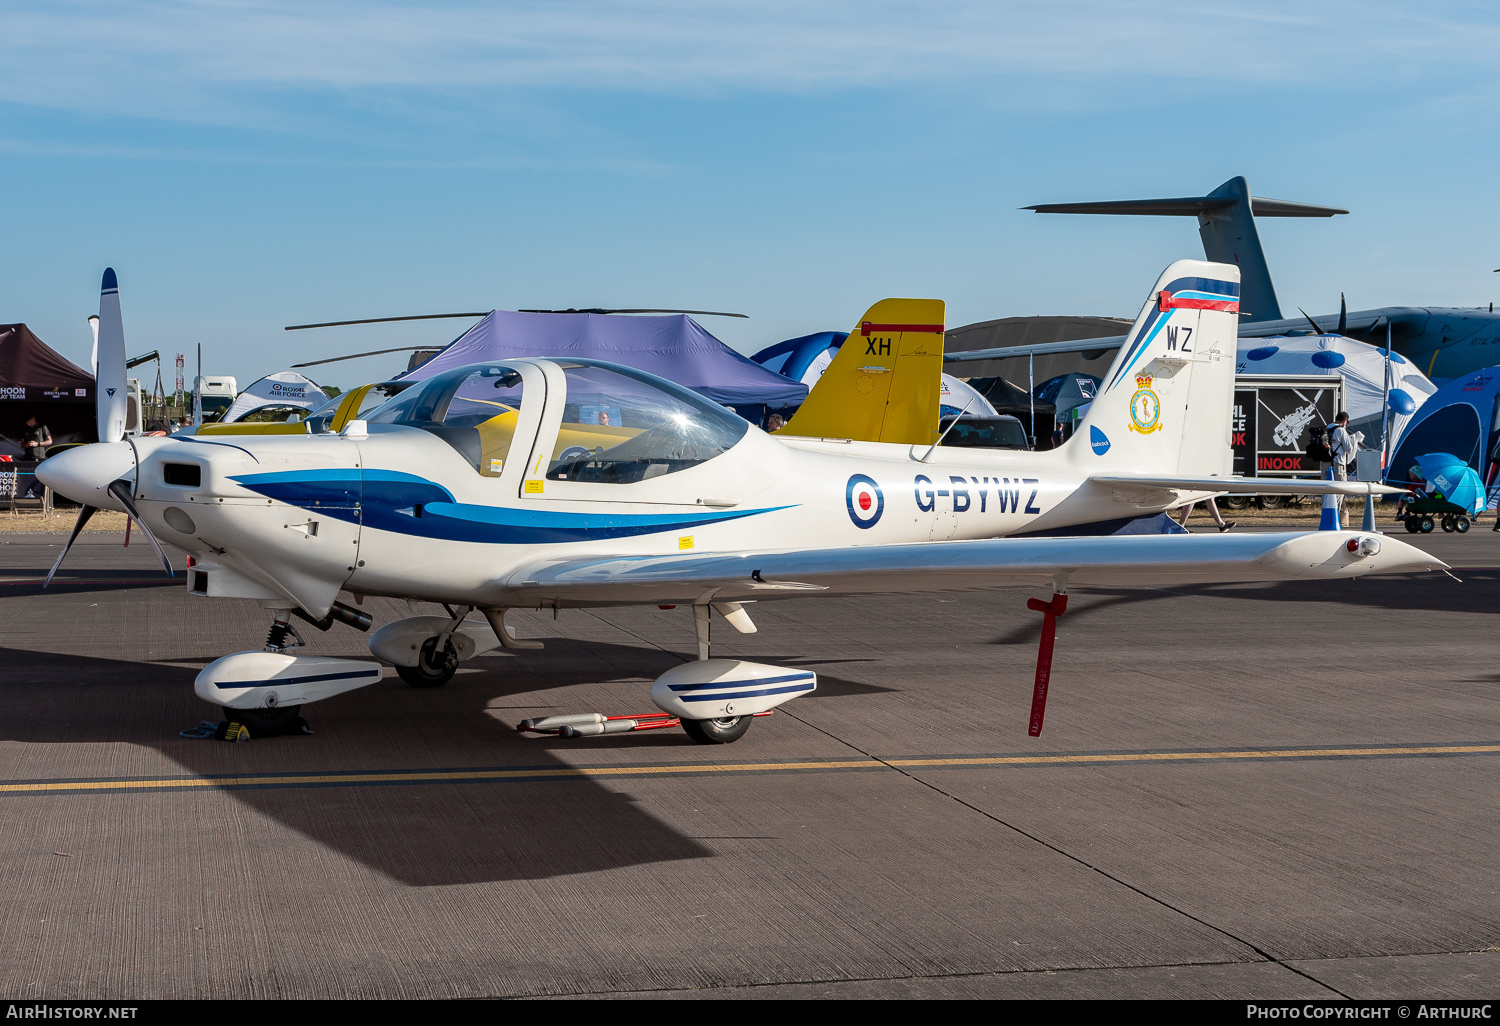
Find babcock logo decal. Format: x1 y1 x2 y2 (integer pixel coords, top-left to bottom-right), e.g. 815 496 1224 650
846 474 884 529
1090 426 1111 455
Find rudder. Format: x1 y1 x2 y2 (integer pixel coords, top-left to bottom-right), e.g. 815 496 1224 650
1070 259 1239 477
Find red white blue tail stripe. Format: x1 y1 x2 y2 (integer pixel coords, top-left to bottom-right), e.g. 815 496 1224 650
1105 276 1240 392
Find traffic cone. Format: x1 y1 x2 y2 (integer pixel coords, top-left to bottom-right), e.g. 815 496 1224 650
1318 467 1340 531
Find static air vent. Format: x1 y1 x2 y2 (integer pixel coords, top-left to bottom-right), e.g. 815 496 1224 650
163 463 201 487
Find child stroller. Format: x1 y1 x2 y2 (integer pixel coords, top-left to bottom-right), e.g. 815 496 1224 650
1394 453 1485 534
1396 492 1473 533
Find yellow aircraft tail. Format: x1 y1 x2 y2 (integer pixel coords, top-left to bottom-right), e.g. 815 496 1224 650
781 298 945 444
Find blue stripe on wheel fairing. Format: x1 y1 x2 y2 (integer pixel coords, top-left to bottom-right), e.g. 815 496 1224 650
667 672 816 693
213 668 382 690
679 681 818 703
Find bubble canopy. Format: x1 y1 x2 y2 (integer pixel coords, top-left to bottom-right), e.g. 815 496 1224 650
366 359 748 482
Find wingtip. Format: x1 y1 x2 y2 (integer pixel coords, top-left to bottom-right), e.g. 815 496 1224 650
101 267 118 292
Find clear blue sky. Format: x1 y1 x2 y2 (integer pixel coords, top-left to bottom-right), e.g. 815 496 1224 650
3 1 1499 390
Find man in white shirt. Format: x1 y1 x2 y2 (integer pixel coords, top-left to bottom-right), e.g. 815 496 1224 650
1327 411 1357 518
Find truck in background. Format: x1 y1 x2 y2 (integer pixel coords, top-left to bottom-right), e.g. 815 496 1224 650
194 376 238 424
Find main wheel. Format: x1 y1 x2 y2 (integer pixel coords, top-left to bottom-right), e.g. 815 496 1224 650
397 635 458 688
1405 517 1421 534
221 704 303 736
681 716 752 745
1457 517 1472 533
1442 516 1456 533
1419 515 1435 533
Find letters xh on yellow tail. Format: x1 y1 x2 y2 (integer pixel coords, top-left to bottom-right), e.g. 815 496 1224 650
781 298 945 445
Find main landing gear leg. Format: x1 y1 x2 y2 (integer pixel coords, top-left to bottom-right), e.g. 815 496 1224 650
1026 593 1068 737
396 605 469 688
694 602 711 661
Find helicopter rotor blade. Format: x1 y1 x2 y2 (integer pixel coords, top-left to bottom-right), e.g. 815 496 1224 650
516 308 748 318
1337 293 1347 336
291 346 433 369
284 313 490 331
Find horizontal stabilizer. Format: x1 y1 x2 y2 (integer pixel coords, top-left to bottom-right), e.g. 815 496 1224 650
1024 197 1347 218
1024 178 1348 323
1093 475 1404 496
494 531 1440 608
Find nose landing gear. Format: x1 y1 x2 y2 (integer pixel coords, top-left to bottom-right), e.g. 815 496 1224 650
397 634 459 688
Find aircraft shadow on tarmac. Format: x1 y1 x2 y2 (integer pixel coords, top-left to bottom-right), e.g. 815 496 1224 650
0 641 721 887
984 570 1500 647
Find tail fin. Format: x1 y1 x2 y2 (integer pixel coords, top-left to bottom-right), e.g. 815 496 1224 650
782 298 945 444
1069 259 1239 477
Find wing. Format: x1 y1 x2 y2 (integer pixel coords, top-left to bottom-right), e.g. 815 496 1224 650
492 531 1442 608
1093 474 1404 496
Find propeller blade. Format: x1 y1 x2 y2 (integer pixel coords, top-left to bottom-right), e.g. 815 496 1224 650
284 312 489 331
517 308 748 318
1296 307 1326 336
1358 315 1386 342
291 346 432 369
43 505 98 589
106 480 173 578
96 269 128 443
1337 293 1347 336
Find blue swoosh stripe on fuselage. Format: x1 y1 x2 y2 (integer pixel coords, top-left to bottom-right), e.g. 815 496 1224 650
228 469 792 544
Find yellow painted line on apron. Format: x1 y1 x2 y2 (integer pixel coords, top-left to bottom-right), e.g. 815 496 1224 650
885 744 1500 768
2 744 1497 795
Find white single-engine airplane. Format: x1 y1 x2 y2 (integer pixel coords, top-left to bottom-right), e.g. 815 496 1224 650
40 261 1440 744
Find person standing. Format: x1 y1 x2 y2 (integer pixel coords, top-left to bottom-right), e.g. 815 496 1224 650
20 415 51 498
1326 411 1357 521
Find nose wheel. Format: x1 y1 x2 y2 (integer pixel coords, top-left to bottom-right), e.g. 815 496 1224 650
680 716 752 744
397 635 459 688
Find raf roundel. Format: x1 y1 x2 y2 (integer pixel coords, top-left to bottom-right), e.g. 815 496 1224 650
845 474 884 529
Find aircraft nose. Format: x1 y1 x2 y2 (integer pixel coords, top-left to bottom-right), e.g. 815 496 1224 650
36 441 136 512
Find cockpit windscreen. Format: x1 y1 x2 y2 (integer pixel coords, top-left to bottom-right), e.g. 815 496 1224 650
546 361 747 483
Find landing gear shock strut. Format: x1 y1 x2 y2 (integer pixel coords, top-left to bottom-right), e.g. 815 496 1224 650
264 614 305 653
1026 593 1068 737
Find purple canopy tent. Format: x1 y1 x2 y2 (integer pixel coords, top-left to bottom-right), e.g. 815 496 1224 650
400 311 808 409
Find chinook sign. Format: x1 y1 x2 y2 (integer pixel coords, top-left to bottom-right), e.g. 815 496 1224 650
40 261 1428 746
